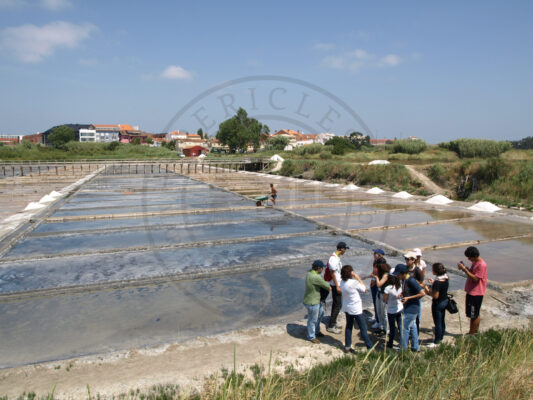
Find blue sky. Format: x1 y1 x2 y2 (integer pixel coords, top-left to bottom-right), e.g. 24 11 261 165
0 0 531 143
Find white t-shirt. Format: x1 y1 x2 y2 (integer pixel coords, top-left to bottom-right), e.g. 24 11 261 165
328 252 342 287
340 279 366 315
417 260 427 270
384 285 404 314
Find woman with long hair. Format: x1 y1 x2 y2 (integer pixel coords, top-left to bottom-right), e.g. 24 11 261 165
383 272 403 349
423 263 449 347
371 259 391 336
340 265 375 353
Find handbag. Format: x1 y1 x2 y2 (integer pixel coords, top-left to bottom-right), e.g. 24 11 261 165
446 294 458 314
323 262 332 282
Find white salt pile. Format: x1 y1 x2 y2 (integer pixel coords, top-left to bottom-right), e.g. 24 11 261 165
3 213 30 223
367 187 385 194
468 201 501 213
393 191 413 199
49 191 62 198
39 194 57 203
24 202 46 211
425 195 453 205
343 184 360 191
369 160 390 165
306 181 321 185
270 154 284 162
325 183 340 187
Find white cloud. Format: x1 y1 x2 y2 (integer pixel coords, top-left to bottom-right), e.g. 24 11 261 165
161 65 193 80
41 0 72 10
0 21 95 62
313 42 336 51
321 49 402 72
379 54 401 67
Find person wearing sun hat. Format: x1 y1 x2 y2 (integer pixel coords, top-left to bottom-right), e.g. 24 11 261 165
413 248 427 278
404 250 424 334
397 263 425 352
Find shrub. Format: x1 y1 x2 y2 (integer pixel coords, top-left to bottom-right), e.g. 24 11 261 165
392 139 428 154
106 141 120 151
268 136 290 151
439 138 512 158
428 163 445 184
331 142 346 155
291 143 323 156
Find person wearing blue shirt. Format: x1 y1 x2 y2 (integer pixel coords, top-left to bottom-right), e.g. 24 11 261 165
395 264 425 351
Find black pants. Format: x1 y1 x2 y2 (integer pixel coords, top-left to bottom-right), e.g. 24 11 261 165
329 285 342 327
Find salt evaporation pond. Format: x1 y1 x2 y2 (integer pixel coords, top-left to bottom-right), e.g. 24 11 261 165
0 171 378 368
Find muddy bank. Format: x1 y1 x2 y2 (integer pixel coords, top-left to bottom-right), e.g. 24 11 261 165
0 284 531 399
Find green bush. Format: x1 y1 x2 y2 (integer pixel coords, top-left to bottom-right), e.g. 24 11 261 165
392 139 428 154
428 163 445 184
439 138 512 158
291 143 323 156
331 142 346 155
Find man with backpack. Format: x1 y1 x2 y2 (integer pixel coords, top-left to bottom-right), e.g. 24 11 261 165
325 241 349 334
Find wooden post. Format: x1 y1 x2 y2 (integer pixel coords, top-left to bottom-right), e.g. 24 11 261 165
180 163 183 173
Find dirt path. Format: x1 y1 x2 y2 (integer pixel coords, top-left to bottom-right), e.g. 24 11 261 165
404 165 446 194
0 286 530 400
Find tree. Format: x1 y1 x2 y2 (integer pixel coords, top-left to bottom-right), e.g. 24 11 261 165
131 137 141 145
325 136 356 151
146 137 154 145
268 136 290 150
216 108 268 153
348 131 370 149
167 139 177 150
197 128 204 139
48 125 75 148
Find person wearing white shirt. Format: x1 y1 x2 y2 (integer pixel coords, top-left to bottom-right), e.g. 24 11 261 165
326 241 348 334
383 270 405 349
339 265 375 353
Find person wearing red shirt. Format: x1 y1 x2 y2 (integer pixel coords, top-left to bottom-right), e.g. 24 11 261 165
458 246 487 335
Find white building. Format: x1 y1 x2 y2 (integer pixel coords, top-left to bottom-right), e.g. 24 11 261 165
79 129 97 142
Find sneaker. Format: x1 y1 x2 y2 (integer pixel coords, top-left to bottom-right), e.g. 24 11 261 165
426 343 437 348
316 332 325 338
344 347 356 354
310 338 320 344
368 318 377 324
326 326 342 334
371 322 380 329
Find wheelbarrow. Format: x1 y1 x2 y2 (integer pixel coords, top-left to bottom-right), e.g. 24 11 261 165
254 195 271 207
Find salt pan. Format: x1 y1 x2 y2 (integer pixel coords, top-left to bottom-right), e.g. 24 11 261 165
425 195 453 205
393 191 413 199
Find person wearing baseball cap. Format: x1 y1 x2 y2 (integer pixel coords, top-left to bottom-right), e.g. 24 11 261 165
303 260 332 343
325 241 349 334
404 250 424 335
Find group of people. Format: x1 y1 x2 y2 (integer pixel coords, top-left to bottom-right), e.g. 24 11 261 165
303 241 488 353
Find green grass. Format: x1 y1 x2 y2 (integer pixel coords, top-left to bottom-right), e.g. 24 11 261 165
0 142 180 161
3 328 531 399
278 159 423 193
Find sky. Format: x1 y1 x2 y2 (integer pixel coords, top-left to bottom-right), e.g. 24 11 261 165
0 0 532 143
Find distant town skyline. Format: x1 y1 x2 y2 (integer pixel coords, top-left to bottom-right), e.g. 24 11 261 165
0 0 532 143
